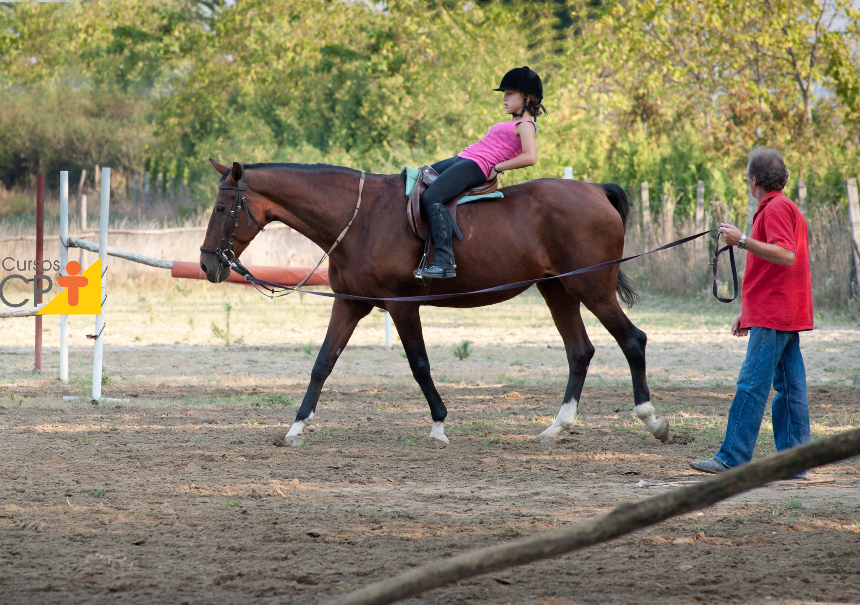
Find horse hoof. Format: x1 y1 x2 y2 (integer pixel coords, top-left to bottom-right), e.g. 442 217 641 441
428 436 448 448
285 434 305 447
652 416 669 442
539 425 566 443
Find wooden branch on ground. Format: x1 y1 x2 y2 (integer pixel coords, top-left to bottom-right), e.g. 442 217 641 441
328 428 860 605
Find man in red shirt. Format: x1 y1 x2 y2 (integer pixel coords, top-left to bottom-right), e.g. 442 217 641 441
692 148 813 476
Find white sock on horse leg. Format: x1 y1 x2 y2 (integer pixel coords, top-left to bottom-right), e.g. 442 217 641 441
539 400 578 442
286 411 314 439
428 420 448 445
634 402 666 435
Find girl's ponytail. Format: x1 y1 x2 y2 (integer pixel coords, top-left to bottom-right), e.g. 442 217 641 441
522 92 547 121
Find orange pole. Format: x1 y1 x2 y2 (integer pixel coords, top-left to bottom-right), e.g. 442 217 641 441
35 173 44 371
170 261 329 286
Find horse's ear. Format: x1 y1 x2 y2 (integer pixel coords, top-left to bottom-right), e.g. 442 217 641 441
209 158 228 174
231 162 243 183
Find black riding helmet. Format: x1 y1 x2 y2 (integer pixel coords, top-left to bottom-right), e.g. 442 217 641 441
494 66 543 99
494 66 546 119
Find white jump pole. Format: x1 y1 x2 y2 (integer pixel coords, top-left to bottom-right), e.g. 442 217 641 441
564 167 573 180
384 311 392 348
59 171 69 382
91 168 110 402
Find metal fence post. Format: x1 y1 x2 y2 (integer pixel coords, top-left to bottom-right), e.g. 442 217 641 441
92 168 110 402
385 312 392 349
60 171 69 382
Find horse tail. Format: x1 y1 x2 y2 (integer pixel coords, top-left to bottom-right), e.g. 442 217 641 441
601 183 640 308
601 183 629 228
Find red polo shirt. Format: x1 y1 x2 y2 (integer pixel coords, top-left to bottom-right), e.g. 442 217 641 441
740 191 813 331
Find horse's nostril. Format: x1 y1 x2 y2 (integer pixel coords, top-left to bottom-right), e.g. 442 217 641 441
200 261 207 273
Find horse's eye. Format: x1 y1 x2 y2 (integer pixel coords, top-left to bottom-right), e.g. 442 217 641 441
216 205 226 213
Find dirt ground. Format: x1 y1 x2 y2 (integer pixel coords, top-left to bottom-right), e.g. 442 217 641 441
2 287 860 603
1 381 858 605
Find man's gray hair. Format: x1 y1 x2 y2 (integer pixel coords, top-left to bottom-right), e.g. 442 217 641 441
747 147 789 192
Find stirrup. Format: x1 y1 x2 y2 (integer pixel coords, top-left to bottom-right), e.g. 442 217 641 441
420 263 456 279
413 238 431 284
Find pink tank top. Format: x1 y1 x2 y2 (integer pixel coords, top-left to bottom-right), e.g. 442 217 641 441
458 119 537 178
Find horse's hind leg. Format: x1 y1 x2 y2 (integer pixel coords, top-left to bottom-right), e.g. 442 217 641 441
387 304 449 446
585 298 669 442
285 298 373 446
536 281 595 443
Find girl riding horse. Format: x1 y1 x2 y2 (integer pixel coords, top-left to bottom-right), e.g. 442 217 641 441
418 66 546 280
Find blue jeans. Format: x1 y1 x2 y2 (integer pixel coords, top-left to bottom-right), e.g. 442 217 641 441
715 328 810 468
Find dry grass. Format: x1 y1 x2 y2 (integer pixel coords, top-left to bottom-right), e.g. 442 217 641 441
1 283 857 390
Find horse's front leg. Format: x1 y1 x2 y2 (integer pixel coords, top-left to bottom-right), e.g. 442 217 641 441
285 298 373 446
387 303 449 446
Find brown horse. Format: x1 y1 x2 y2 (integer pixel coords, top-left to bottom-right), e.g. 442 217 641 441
200 160 669 446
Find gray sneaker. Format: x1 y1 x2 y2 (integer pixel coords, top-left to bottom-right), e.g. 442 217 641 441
690 458 730 474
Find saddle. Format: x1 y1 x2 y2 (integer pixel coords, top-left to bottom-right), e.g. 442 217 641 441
406 165 498 241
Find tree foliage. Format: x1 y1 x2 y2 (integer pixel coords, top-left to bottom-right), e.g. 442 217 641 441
0 0 857 218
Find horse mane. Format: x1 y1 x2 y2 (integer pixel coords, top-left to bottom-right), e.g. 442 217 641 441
244 162 360 175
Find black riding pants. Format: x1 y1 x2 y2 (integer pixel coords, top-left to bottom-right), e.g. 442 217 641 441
420 155 486 211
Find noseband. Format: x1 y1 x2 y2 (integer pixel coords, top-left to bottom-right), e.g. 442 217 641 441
199 177 266 267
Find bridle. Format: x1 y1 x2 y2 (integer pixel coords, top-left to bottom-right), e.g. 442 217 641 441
199 175 266 271
200 170 366 295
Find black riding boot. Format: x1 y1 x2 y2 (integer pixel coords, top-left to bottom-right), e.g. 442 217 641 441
421 203 456 279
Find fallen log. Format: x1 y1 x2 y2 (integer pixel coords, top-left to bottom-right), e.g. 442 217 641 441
328 428 860 605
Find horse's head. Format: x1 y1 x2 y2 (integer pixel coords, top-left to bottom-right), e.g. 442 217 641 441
199 159 265 283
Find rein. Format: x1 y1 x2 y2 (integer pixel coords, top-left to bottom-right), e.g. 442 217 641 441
233 225 739 304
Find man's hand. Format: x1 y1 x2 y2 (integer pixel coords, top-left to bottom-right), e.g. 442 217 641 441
718 223 743 247
731 313 748 337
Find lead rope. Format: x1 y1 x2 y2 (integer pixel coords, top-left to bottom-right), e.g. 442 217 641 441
240 227 739 304
710 240 739 303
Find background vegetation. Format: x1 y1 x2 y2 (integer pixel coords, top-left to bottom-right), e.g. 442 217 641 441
1 0 858 309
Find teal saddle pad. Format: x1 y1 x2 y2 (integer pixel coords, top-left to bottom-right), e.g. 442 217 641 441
400 166 504 205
